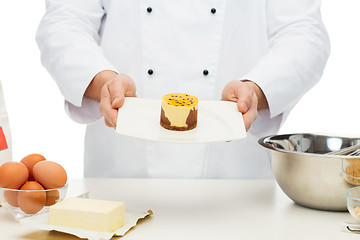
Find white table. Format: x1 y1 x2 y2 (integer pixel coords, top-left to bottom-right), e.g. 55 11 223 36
0 178 358 240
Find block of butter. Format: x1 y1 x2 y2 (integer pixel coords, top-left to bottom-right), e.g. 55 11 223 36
49 198 125 232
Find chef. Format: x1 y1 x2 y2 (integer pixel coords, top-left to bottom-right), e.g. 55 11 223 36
36 0 330 178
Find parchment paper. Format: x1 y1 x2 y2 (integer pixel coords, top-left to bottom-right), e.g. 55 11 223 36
19 208 153 240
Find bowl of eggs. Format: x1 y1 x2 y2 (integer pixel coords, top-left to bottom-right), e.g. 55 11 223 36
0 154 68 219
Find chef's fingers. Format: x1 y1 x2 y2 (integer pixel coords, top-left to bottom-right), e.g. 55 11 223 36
221 81 238 102
99 84 118 128
109 74 137 109
241 94 258 131
107 78 126 109
230 82 258 131
235 84 254 114
221 80 259 131
104 118 114 128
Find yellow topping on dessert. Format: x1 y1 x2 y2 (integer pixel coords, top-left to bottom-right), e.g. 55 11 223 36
162 93 199 107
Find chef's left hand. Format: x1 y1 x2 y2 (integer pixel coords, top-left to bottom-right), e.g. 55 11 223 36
221 80 268 131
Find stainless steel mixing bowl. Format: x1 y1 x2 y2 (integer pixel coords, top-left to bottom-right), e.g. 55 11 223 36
258 133 360 211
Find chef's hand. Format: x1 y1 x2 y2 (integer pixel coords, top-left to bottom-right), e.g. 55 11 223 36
85 70 136 128
221 80 268 131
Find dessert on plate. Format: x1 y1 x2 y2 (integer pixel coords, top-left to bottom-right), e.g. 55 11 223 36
160 93 198 131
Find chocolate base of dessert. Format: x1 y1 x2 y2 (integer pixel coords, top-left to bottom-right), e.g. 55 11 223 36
160 108 198 131
160 122 197 131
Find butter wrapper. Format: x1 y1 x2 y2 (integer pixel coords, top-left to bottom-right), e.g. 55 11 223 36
19 208 153 240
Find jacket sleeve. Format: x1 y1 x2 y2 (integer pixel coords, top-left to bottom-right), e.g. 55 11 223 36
243 0 330 136
36 0 117 123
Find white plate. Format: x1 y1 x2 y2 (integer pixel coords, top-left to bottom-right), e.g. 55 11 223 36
116 97 246 143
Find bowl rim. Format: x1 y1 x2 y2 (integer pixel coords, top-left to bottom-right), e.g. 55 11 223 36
258 133 360 159
0 182 68 192
345 186 360 199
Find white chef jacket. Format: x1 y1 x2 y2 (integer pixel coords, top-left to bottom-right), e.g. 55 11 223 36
36 0 330 178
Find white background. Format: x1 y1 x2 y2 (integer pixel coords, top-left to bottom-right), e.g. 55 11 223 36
0 1 359 178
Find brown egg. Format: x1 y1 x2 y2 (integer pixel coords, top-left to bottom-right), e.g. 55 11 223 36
33 161 67 189
45 190 60 206
0 162 29 188
20 154 46 181
4 190 19 207
18 181 46 214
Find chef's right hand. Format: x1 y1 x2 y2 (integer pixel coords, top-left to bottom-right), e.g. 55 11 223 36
85 70 137 128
